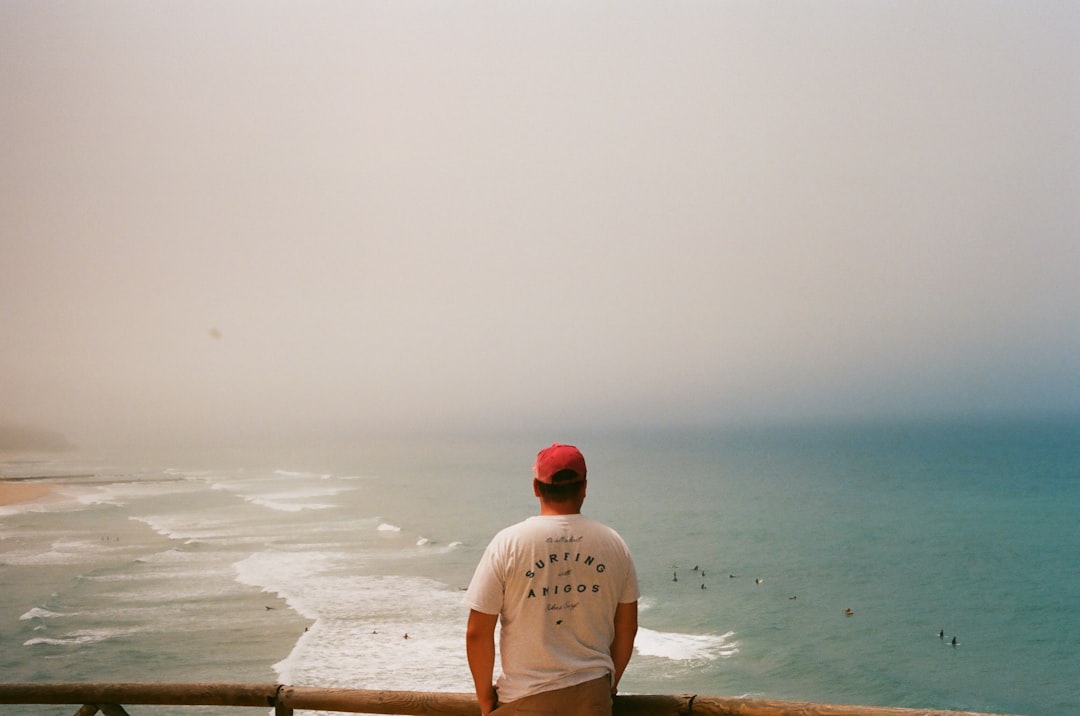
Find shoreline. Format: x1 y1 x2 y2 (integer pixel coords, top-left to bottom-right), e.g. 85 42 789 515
0 481 53 506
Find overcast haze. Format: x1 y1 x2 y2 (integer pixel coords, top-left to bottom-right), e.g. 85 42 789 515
2 2 1078 448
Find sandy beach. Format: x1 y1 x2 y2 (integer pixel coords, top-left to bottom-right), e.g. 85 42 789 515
0 481 53 506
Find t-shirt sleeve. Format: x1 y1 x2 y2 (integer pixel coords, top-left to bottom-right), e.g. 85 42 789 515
464 541 504 615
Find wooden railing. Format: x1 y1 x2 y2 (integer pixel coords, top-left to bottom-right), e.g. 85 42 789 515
0 683 1017 716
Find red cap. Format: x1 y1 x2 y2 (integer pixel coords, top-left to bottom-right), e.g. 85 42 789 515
533 443 587 484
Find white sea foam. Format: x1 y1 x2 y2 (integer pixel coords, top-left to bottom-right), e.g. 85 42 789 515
234 550 348 620
272 576 471 694
0 502 49 518
207 474 353 512
23 628 134 647
130 514 192 540
135 546 215 564
634 627 739 661
246 496 337 512
91 480 201 502
273 470 332 480
243 484 351 512
20 606 64 620
422 540 464 555
3 537 129 565
377 523 401 532
80 567 229 588
233 548 472 698
131 513 256 542
74 487 127 507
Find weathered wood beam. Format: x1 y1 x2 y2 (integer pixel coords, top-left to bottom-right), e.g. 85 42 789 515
0 683 1018 716
279 686 481 715
683 696 1014 716
0 683 277 707
615 694 692 715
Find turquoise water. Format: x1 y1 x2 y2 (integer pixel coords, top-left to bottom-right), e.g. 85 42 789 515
1 417 1077 715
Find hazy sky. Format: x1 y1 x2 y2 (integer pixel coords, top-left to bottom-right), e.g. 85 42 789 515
2 1 1078 447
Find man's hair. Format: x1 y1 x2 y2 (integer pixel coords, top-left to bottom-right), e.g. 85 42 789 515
536 470 586 502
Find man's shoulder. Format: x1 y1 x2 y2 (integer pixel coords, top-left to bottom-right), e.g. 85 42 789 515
489 514 628 543
489 516 543 540
576 514 628 537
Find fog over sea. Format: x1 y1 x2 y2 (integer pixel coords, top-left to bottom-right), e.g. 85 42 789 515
2 417 1077 716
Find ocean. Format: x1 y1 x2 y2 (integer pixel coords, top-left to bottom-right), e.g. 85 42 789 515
1 418 1077 716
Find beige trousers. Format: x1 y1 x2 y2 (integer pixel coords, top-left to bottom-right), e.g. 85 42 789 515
493 675 612 715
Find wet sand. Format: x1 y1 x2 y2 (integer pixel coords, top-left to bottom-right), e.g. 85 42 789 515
0 481 52 506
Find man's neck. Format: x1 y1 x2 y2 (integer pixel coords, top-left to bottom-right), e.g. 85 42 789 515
539 502 583 516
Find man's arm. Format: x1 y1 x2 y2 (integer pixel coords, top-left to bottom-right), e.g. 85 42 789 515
610 600 638 695
466 609 500 715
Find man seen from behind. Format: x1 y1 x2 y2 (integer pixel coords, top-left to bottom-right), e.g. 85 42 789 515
465 443 639 715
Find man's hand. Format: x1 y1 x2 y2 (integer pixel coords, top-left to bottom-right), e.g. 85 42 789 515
477 684 498 715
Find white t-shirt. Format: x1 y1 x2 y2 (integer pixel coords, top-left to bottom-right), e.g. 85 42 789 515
464 513 639 703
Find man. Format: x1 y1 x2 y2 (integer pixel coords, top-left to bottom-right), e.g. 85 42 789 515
465 443 639 715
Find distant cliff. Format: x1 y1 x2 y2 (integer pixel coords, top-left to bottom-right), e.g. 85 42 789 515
0 424 75 452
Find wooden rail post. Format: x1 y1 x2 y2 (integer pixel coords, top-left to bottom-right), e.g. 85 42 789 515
96 706 130 716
